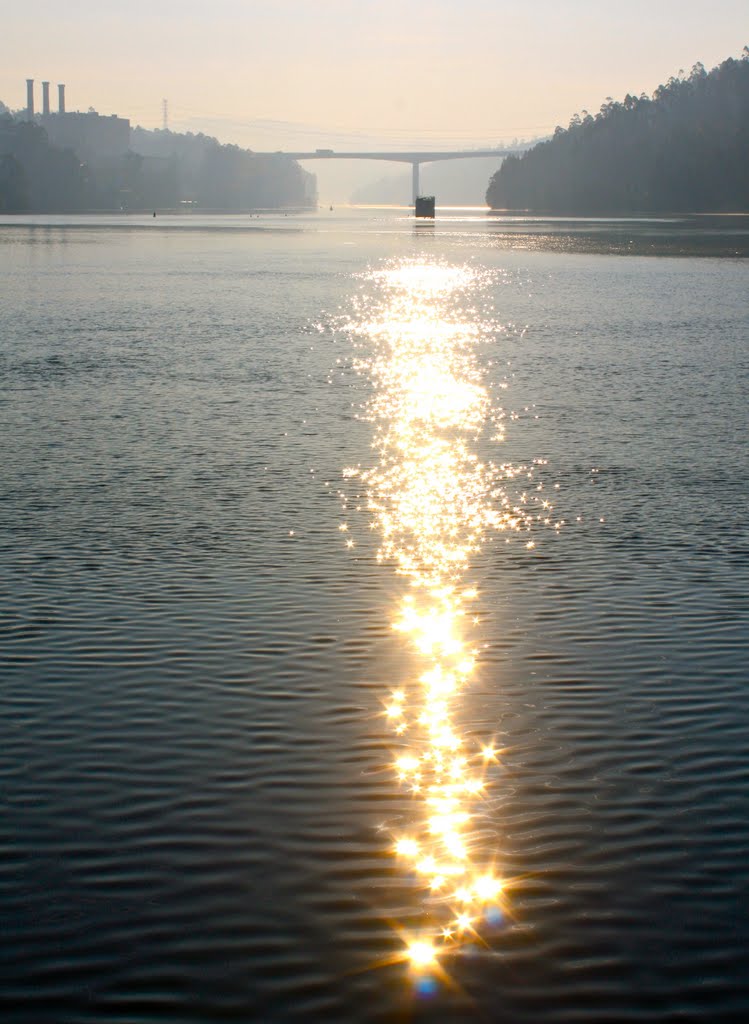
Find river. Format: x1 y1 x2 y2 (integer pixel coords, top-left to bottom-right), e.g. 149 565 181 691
1 209 748 1022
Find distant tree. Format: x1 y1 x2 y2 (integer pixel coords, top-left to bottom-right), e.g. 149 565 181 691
0 117 91 210
0 153 28 210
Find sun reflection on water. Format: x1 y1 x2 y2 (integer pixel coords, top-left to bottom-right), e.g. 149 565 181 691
338 259 560 978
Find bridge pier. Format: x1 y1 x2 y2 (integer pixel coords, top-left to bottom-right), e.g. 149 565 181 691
411 161 420 204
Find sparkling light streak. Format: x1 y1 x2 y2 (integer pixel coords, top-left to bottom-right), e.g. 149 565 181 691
338 259 559 977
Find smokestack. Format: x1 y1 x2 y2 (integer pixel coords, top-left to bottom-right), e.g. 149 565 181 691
58 83 65 114
42 81 50 116
26 78 34 119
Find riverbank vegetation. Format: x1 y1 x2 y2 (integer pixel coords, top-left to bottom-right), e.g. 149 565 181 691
486 50 749 213
0 115 315 212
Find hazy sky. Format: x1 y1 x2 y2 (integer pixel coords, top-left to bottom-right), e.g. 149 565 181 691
3 0 747 150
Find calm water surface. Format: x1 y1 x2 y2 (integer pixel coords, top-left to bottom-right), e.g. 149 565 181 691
1 210 748 1022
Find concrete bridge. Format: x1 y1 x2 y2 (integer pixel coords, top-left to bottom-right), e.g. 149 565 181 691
252 148 521 203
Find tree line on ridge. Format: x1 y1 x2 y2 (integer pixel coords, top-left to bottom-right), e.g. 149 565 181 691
0 109 315 213
486 50 749 213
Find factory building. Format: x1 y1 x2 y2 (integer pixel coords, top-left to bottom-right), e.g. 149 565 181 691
24 79 130 162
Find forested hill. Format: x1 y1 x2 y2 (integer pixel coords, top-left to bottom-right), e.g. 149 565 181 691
0 117 316 212
486 50 749 214
129 127 317 211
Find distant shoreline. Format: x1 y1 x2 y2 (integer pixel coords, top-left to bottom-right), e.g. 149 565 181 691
0 206 316 217
486 208 749 218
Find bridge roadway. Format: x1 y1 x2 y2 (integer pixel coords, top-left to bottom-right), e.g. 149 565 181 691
252 148 518 203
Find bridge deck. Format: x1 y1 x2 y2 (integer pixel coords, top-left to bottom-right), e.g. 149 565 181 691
252 150 516 162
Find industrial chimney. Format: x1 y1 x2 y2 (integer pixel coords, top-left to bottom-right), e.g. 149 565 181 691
42 81 50 116
26 78 34 119
58 83 66 114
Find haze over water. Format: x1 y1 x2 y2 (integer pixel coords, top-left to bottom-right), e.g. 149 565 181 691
1 209 748 1022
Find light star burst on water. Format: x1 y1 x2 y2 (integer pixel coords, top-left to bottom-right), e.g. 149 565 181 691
336 258 560 979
